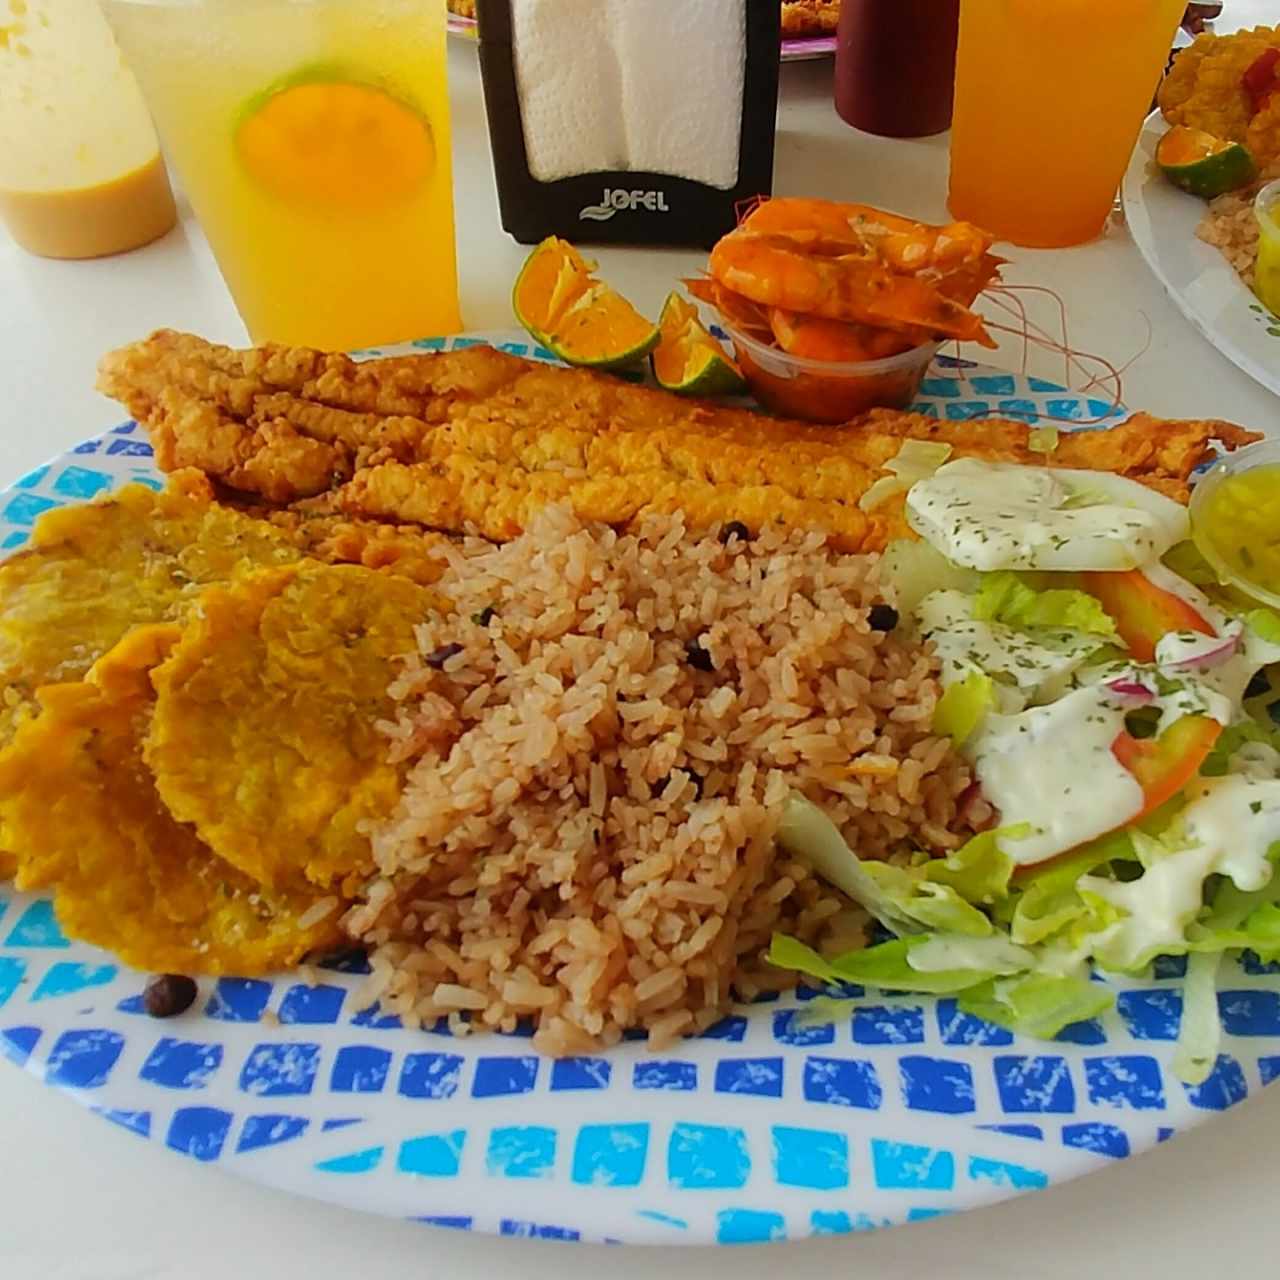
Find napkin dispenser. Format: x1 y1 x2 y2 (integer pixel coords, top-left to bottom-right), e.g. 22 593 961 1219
475 0 780 249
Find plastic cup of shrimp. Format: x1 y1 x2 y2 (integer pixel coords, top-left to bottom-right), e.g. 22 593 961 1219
723 321 941 424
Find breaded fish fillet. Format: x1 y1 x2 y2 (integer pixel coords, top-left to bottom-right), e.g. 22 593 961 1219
97 331 1261 552
146 562 440 895
0 626 342 975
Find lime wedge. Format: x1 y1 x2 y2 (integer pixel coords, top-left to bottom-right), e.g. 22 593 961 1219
513 237 659 369
651 292 746 396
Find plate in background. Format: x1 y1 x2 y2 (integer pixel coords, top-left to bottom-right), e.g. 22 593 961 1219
1122 111 1280 400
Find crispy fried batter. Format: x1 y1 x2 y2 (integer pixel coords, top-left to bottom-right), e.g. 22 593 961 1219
0 626 342 974
1158 25 1280 158
780 0 840 38
146 563 439 894
98 332 1261 554
97 328 519 502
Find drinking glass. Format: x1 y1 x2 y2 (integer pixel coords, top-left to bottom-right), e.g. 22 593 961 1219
948 0 1186 248
104 0 462 348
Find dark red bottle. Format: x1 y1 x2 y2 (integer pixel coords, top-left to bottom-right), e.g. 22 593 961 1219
834 0 961 139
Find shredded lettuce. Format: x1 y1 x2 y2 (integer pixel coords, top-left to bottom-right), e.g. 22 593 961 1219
933 671 995 746
776 794 994 937
974 571 1119 640
1009 830 1134 945
924 827 1018 905
1027 426 1060 455
1201 717 1280 777
776 795 923 936
767 935 998 995
1172 952 1222 1086
767 789 1280 1083
858 441 953 513
957 973 1113 1039
880 538 977 615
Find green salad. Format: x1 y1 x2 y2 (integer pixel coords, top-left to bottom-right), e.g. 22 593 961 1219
769 452 1280 1083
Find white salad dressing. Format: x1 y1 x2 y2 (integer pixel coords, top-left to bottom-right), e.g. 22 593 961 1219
905 459 1189 573
968 685 1145 865
1081 844 1221 972
1182 775 1280 891
1081 776 1280 970
906 933 1034 975
918 589 1104 714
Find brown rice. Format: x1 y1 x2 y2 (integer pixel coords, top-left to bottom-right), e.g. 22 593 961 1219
345 506 972 1055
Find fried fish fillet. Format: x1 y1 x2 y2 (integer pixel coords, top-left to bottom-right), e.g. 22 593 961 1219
97 331 1261 553
0 626 342 975
146 562 438 895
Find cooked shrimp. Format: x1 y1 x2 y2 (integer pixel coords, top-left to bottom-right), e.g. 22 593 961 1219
741 197 996 275
708 231 996 346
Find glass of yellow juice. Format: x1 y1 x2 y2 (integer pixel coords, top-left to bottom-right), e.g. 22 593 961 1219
103 0 461 350
948 0 1186 248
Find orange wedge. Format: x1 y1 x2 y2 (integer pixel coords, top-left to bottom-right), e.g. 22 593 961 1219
513 237 659 369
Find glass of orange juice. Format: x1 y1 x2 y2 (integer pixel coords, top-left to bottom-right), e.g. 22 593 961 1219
948 0 1186 248
102 0 461 350
0 0 176 259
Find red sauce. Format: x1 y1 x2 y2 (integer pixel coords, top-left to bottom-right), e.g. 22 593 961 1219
834 0 960 139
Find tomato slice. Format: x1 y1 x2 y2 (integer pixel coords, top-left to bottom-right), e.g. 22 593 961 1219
1111 714 1222 822
1078 568 1214 662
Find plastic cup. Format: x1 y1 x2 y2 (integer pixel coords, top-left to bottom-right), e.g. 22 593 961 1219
948 0 1186 248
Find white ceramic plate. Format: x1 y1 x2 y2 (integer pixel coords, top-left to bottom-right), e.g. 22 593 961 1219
1121 110 1280 399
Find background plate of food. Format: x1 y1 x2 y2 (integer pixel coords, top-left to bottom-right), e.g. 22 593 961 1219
1 324 1278 1245
1122 24 1280 400
446 0 838 59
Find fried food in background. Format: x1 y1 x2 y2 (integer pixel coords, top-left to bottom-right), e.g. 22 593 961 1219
98 331 1259 553
446 0 475 18
1159 24 1280 162
146 562 439 896
781 0 839 38
0 627 342 975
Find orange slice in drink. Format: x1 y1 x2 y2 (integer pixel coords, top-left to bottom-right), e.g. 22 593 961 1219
236 77 434 212
513 237 659 369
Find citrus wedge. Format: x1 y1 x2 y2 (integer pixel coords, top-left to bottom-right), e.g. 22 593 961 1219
236 69 434 212
1157 125 1256 199
513 237 659 369
651 293 746 396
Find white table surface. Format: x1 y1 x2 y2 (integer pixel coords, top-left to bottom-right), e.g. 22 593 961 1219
4 14 1280 1277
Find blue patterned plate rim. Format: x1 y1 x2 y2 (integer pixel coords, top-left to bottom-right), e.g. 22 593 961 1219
0 331 1274 1247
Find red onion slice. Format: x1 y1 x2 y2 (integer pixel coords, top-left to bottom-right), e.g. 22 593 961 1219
1161 631 1242 672
1104 678 1154 703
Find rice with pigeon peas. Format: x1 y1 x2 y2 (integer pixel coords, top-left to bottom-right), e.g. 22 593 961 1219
345 506 972 1055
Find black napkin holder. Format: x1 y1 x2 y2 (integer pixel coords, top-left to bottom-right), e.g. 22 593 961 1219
475 0 780 249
